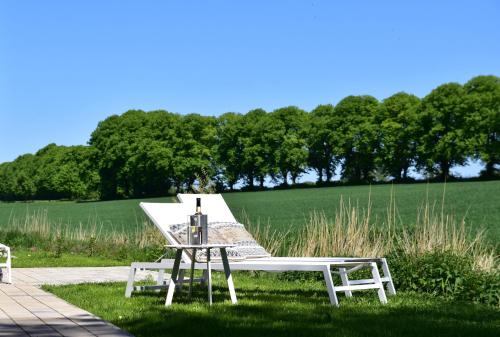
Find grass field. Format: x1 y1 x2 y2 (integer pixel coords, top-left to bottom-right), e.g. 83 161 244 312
44 273 500 337
1 181 499 241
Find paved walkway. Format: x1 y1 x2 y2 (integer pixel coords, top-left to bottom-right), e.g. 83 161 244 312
11 267 156 286
0 267 159 337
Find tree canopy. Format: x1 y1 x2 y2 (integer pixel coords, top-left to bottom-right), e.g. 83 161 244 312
1 75 498 201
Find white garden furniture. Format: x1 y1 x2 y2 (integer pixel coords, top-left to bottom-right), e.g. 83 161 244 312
0 243 12 284
177 194 396 293
125 195 395 306
165 243 237 306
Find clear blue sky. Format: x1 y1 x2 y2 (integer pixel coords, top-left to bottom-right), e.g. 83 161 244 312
1 1 499 177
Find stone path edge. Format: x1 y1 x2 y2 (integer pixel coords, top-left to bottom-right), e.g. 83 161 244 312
0 267 159 337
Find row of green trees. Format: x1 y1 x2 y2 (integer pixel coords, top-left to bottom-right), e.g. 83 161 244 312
0 75 498 200
0 144 99 200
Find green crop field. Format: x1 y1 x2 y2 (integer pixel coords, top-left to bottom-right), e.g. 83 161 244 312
0 181 499 241
224 181 500 241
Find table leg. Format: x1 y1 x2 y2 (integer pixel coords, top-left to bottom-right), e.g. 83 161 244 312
188 248 197 300
165 249 183 306
207 248 212 305
220 247 237 304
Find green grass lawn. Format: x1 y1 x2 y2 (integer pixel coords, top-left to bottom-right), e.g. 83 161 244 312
1 181 499 240
44 273 500 337
10 250 133 267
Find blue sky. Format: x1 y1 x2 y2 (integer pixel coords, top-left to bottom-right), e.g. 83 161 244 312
1 1 499 177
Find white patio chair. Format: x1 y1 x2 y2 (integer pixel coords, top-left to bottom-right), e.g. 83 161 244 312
125 199 392 306
0 243 12 284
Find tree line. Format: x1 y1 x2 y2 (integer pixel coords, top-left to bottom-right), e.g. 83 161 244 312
0 75 498 201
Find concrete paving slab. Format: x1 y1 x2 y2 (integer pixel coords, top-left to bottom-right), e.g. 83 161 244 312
0 266 160 336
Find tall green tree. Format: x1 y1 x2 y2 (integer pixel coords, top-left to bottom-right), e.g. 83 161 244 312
171 113 216 191
307 104 338 183
216 113 244 190
240 109 281 188
377 93 420 181
417 83 468 179
0 154 37 200
464 75 500 177
334 96 380 182
90 110 183 198
240 109 267 188
35 144 100 200
270 106 309 185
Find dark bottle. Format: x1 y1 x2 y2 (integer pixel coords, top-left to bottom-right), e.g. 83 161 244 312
195 197 208 244
195 198 202 243
195 198 202 214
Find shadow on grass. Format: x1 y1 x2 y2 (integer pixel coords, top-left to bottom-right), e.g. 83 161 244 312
123 285 499 337
45 280 500 337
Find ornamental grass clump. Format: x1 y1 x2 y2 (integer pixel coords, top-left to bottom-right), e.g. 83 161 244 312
0 210 166 261
288 197 391 258
245 190 498 305
396 200 497 272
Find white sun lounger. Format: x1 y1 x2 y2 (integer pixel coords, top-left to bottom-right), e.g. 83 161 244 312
126 199 393 306
177 193 396 295
0 243 12 284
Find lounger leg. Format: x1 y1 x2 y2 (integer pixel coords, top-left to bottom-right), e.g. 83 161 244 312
381 258 396 295
339 267 352 298
125 265 137 298
166 249 183 306
220 248 237 304
156 269 165 292
188 248 197 300
201 269 208 286
176 270 185 290
322 266 339 307
207 248 212 305
371 262 387 304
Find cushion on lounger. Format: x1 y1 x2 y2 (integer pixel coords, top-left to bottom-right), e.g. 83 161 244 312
168 221 271 261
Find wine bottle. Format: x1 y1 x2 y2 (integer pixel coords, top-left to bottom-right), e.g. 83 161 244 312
195 197 202 214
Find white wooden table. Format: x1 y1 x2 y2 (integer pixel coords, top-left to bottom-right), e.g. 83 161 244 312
164 244 237 306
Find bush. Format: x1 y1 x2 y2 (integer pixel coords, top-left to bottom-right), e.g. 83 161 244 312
390 251 499 306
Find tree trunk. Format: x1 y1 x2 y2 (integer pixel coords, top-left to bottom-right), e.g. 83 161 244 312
247 175 254 188
355 166 361 182
326 168 333 182
484 161 496 177
403 167 408 180
440 160 450 180
259 176 265 188
316 168 323 183
282 170 288 186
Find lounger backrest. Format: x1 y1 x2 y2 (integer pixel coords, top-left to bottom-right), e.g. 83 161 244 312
140 202 195 262
142 195 270 261
177 194 237 223
176 194 271 261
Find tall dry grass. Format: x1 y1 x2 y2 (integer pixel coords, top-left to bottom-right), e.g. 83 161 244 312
243 210 289 257
247 188 498 273
288 197 390 258
3 209 165 249
397 200 497 271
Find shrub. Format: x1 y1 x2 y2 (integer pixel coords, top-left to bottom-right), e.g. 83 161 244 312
390 251 499 306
